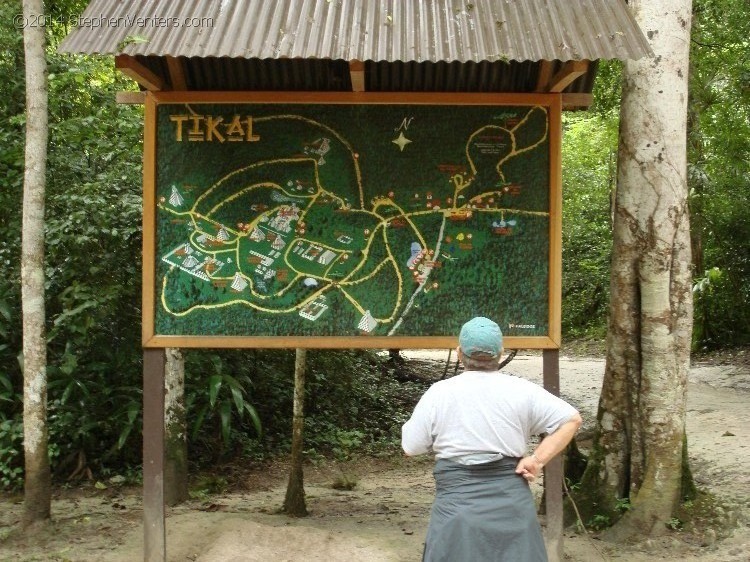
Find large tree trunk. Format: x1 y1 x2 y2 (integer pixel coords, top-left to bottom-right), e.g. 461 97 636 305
577 0 694 541
21 0 51 527
164 348 188 506
282 348 307 517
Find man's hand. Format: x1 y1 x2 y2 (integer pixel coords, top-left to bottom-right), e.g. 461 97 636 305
514 412 583 482
515 456 543 482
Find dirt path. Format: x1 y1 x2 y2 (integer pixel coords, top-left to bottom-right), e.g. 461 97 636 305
1 353 748 561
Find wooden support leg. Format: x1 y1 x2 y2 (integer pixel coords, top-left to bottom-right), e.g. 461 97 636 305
143 348 166 562
543 349 564 562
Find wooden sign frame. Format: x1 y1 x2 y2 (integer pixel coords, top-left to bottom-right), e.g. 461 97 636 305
142 92 562 349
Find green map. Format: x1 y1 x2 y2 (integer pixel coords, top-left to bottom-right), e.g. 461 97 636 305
153 102 551 339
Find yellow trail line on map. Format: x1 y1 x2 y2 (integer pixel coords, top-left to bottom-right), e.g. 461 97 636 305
160 205 237 240
462 106 549 188
297 191 322 224
495 106 549 173
340 288 366 315
342 258 393 286
336 224 403 324
451 173 472 208
160 206 193 218
464 205 550 218
187 228 231 251
408 209 445 218
210 268 303 301
192 156 316 213
270 272 304 298
292 237 351 257
255 114 365 209
170 217 309 303
339 223 385 283
161 271 333 316
372 199 428 250
376 225 404 323
181 107 363 208
206 179 313 218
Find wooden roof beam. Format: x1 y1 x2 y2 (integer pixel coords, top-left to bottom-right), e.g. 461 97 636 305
545 60 589 93
115 54 165 91
116 91 146 104
349 60 365 92
561 93 593 109
166 56 188 91
535 60 555 92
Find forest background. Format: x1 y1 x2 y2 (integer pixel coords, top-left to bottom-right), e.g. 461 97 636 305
0 0 748 492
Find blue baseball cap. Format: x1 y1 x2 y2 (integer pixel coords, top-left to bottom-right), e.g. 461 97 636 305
459 316 503 357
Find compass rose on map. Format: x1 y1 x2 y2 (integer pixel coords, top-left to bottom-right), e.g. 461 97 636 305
392 132 412 152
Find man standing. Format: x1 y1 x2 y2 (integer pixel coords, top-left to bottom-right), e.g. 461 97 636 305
402 317 582 562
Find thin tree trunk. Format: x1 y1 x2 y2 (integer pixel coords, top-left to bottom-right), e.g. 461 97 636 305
164 348 188 506
282 348 307 517
21 0 51 527
577 0 694 541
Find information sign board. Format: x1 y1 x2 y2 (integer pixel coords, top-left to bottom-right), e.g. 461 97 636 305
142 92 561 348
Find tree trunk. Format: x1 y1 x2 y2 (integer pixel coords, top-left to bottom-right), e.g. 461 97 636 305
164 348 188 506
282 348 308 517
577 0 694 541
21 0 51 528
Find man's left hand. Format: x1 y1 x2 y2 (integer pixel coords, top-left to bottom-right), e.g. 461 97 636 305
515 456 543 482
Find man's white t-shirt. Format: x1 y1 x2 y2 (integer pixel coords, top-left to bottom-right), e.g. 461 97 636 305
401 370 578 461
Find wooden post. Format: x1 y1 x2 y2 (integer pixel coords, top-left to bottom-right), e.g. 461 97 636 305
349 60 365 92
542 349 563 562
143 348 166 562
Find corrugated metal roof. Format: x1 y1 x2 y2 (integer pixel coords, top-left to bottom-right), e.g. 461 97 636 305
129 56 596 94
367 59 598 92
59 0 651 63
136 56 354 91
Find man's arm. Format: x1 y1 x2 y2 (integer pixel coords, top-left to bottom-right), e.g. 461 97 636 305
401 393 435 456
515 412 583 481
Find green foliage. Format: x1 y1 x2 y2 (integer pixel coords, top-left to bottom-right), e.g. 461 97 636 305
614 497 631 514
585 513 611 532
235 349 426 461
666 517 684 531
0 1 31 491
580 496 630 532
0 417 23 490
185 353 262 452
561 109 618 337
692 267 723 347
167 348 425 469
0 0 146 483
558 60 624 339
0 296 22 491
41 52 145 472
0 4 26 457
302 351 425 456
590 60 623 116
688 0 750 348
330 429 365 461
